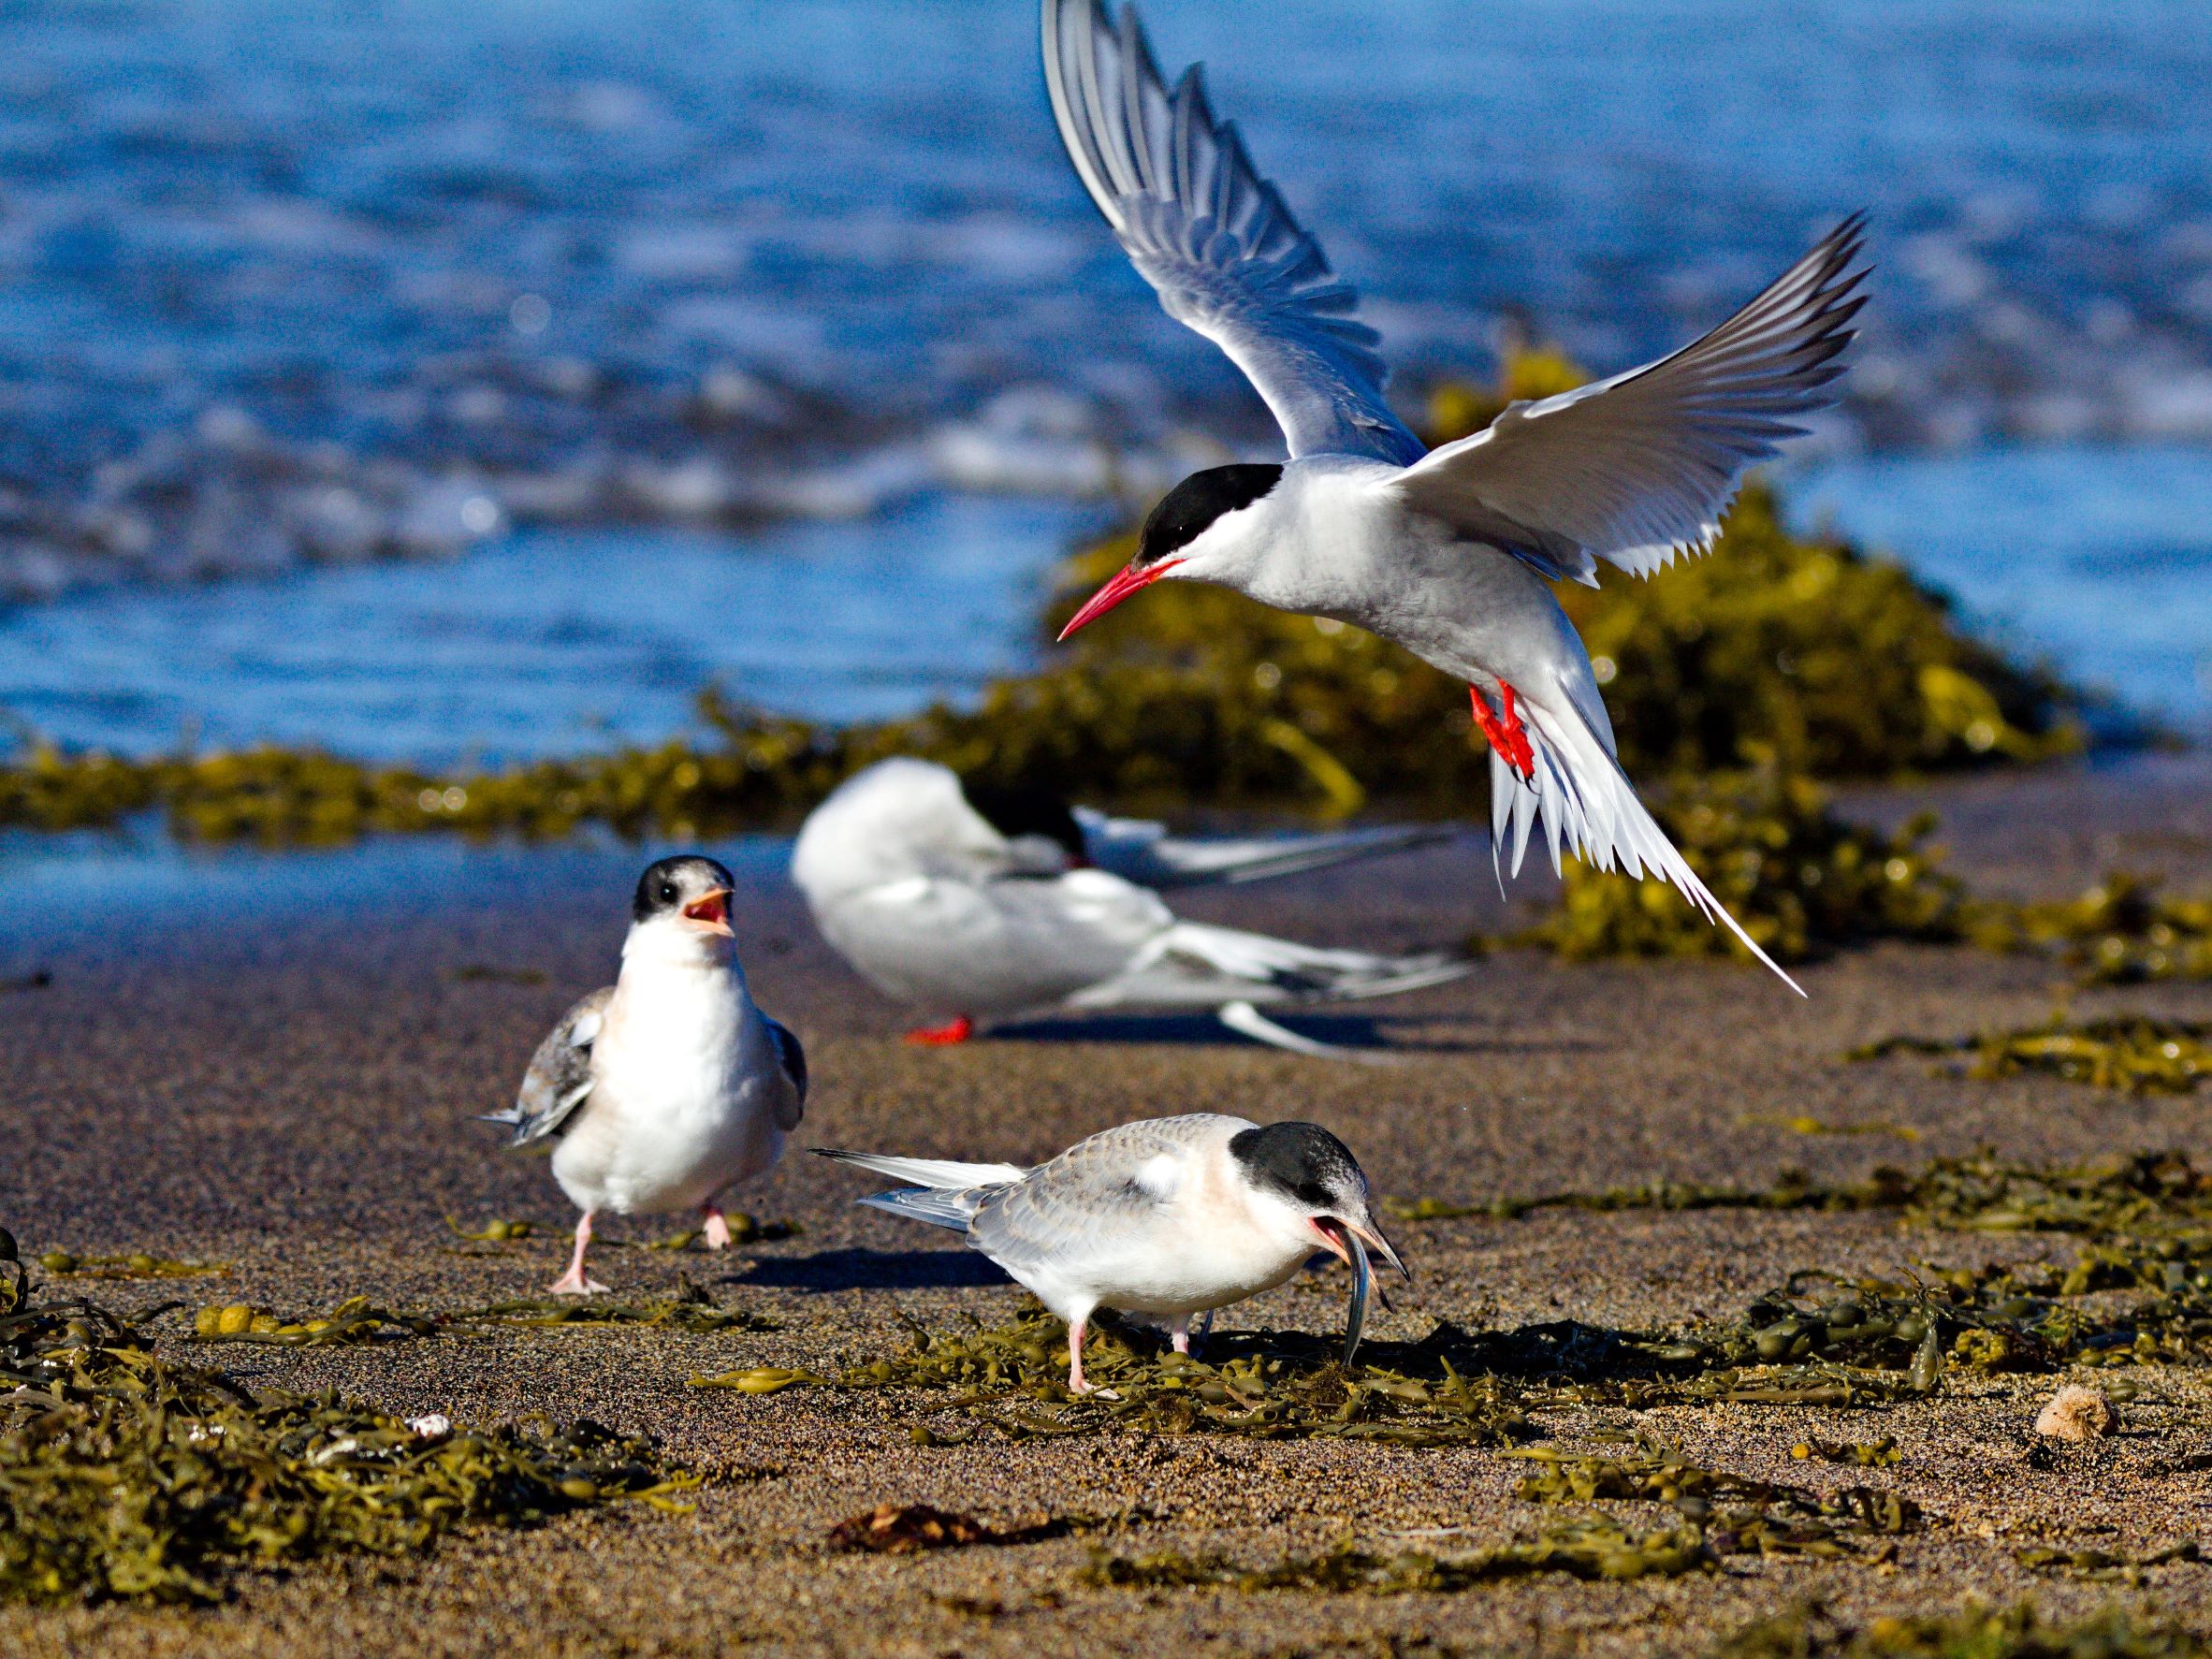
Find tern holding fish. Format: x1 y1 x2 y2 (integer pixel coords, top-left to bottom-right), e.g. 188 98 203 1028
1042 0 1869 993
818 1113 1406 1392
481 856 808 1294
790 757 1469 1056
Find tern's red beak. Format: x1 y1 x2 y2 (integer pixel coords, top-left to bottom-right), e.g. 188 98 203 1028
681 888 734 937
1056 558 1184 641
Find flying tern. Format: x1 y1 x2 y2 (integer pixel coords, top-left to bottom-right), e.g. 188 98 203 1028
789 757 1470 1055
481 855 808 1294
819 1113 1407 1391
1042 0 1870 994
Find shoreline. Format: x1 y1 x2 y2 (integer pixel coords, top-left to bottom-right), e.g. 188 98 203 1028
4 754 2211 1654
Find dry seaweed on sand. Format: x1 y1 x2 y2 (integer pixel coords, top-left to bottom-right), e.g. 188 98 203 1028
1852 1018 2212 1096
182 1281 775 1344
0 1237 693 1605
35 1247 225 1280
1392 1150 2212 1235
1079 1520 1713 1592
1503 764 1967 968
188 1297 439 1346
1713 1599 2212 1657
1507 1429 1918 1558
1967 873 2212 984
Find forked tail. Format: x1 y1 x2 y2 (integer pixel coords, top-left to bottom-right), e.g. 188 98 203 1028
1487 692 1806 996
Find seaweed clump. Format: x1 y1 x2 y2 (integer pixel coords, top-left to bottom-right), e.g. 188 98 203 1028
1508 766 1966 967
0 1241 692 1604
1853 1016 2211 1096
1968 874 2212 984
1716 1600 2211 1658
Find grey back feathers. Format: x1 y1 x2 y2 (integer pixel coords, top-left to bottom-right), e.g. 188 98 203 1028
487 985 614 1145
1138 463 1281 567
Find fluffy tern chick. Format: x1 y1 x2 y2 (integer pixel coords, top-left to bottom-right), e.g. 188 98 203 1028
482 855 807 1294
819 1113 1406 1391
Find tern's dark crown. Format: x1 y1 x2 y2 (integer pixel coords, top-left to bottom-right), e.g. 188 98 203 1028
1229 1120 1366 1213
1137 463 1282 567
633 853 737 922
959 779 1086 863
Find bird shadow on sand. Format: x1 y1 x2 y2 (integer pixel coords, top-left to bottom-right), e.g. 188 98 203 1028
984 1010 1599 1056
721 1246 1011 1294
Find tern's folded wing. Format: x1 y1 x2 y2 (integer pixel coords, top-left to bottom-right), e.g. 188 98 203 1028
968 1114 1243 1274
490 986 614 1146
818 868 1175 1018
1041 0 1421 466
1393 216 1867 583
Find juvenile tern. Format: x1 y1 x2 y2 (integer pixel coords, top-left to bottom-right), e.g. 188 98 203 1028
1043 0 1870 993
818 1113 1407 1390
789 757 1470 1055
481 855 808 1294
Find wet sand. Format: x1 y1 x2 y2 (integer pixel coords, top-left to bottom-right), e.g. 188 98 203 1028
4 752 2212 1656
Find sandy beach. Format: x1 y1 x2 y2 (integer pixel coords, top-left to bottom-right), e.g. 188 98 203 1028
5 751 2212 1657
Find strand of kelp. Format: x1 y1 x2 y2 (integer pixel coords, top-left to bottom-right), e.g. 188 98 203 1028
0 1233 692 1605
1852 1016 2211 1096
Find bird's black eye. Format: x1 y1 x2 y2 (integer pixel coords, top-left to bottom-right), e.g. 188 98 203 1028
659 882 677 905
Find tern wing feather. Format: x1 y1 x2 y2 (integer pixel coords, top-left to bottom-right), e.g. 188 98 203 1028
1394 216 1868 582
968 1115 1235 1275
1491 680 1806 996
763 1015 808 1131
1068 920 1471 1010
1079 806 1454 889
1041 0 1421 464
487 986 614 1146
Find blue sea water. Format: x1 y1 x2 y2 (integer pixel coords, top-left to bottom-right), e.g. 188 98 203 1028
0 0 2206 758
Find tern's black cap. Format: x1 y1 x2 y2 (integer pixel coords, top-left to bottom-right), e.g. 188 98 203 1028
1229 1120 1366 1211
633 854 736 922
959 779 1085 863
1137 463 1281 566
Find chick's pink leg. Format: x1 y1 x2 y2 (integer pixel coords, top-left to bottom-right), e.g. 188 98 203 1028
701 1206 733 1250
547 1212 609 1296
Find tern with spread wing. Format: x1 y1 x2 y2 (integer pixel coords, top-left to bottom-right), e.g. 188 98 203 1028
820 1113 1407 1391
1042 0 1870 994
790 757 1470 1055
481 856 808 1294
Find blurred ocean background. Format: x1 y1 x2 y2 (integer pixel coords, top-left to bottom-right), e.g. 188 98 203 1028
1 0 2208 762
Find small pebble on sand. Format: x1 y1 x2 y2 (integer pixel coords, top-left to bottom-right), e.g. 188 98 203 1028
2034 1384 2117 1442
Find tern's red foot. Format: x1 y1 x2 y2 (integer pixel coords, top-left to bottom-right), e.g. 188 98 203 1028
1470 684 1536 781
903 1016 973 1046
701 1207 733 1251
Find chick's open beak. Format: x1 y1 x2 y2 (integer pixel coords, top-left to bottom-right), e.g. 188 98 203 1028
1056 558 1184 641
681 888 734 937
1313 1215 1411 1284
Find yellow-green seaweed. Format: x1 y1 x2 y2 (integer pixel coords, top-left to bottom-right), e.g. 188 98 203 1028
1851 1018 2212 1096
1715 1600 2212 1658
1506 764 1967 967
0 1244 691 1604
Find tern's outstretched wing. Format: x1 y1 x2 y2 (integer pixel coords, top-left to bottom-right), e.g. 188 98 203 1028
1042 0 1421 465
1393 217 1869 584
483 986 614 1146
